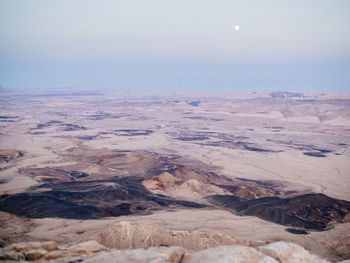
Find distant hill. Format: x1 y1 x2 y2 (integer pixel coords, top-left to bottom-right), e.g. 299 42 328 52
0 86 12 94
270 91 304 98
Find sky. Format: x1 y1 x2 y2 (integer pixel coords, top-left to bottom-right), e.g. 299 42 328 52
0 0 350 92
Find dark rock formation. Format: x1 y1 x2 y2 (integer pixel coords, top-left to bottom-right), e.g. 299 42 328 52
0 176 205 219
208 193 350 230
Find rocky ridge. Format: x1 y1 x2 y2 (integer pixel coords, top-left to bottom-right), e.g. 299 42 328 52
100 221 238 250
1 239 346 263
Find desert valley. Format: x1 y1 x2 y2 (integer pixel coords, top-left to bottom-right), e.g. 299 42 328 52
0 90 350 262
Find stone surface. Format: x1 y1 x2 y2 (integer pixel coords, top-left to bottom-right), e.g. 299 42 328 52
24 248 47 260
6 241 57 253
0 240 340 262
184 245 278 263
64 246 187 263
0 249 25 261
7 242 35 253
258 242 329 263
44 250 69 260
38 241 57 251
68 240 108 254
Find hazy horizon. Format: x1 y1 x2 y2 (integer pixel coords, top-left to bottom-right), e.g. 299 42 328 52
1 0 350 92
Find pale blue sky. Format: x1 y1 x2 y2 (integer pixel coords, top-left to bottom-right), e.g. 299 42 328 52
0 0 349 91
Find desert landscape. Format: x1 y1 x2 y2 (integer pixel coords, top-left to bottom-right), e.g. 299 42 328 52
0 90 350 262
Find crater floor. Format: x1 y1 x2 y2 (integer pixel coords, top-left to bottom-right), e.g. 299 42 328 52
1 90 350 261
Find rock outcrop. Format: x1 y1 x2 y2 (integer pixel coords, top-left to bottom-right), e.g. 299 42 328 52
0 240 107 261
209 193 350 230
100 221 236 250
258 242 329 263
185 245 279 263
0 149 23 164
0 149 23 170
0 240 334 262
143 172 228 200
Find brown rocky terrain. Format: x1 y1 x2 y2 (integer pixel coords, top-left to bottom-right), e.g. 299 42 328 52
100 221 238 250
1 146 349 233
1 91 350 262
209 193 350 230
0 240 334 262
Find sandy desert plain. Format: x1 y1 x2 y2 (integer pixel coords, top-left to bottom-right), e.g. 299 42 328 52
0 90 350 262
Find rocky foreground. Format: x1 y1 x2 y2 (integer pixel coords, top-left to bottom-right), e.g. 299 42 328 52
1 239 348 263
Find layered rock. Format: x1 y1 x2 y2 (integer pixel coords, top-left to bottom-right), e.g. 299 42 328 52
0 240 107 261
185 246 279 263
258 242 329 263
100 221 236 250
0 240 333 262
143 172 228 200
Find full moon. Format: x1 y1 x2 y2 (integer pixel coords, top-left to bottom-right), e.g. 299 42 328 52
234 25 240 31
